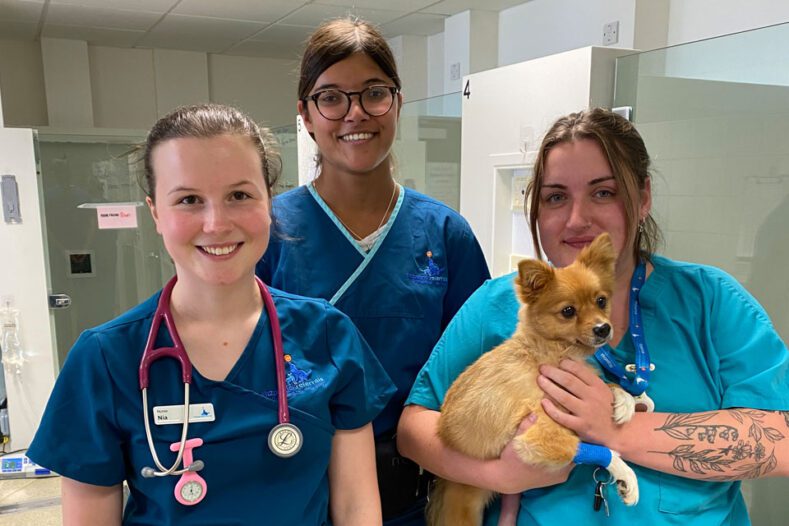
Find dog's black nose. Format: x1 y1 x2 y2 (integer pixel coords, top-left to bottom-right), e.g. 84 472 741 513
593 323 611 339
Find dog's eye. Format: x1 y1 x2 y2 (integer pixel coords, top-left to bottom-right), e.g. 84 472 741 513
561 306 576 318
596 296 607 309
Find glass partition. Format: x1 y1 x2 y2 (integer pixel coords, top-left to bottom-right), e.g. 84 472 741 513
395 92 462 210
37 134 169 369
270 124 298 195
614 21 789 525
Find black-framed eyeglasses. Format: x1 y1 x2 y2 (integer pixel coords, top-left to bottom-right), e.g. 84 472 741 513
302 85 399 121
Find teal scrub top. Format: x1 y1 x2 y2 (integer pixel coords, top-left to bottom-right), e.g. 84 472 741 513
29 287 395 525
407 255 789 526
258 185 490 437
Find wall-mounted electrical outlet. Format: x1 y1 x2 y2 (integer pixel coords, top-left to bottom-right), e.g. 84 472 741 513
603 21 619 46
449 62 461 81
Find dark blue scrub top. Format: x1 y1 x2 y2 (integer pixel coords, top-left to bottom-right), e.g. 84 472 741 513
29 287 395 525
258 186 490 436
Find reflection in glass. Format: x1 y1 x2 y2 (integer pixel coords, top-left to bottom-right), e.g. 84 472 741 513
614 21 789 526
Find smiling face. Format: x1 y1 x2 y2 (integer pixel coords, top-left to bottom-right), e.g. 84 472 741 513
147 134 271 288
536 139 650 274
298 52 401 178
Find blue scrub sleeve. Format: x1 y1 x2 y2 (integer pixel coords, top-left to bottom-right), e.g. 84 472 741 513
441 224 491 329
27 330 126 486
706 268 789 409
325 306 397 429
407 280 498 410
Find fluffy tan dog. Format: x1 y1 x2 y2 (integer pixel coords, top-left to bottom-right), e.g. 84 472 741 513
428 233 638 526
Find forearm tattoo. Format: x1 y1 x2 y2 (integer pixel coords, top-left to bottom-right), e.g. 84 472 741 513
651 409 788 480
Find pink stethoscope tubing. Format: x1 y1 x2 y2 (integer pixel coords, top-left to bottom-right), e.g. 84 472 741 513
139 275 293 481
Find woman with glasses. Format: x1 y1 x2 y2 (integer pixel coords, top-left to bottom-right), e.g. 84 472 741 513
256 17 490 526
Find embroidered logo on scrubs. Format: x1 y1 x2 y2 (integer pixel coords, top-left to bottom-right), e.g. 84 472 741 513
264 354 325 399
408 250 448 286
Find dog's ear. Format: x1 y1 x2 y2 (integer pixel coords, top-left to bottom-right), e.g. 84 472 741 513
515 259 554 304
577 233 616 282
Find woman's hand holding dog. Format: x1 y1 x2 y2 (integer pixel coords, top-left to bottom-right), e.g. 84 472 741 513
537 359 623 448
398 406 571 494
492 415 573 494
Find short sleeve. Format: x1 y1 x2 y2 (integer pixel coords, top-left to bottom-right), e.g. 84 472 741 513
27 330 126 486
708 270 789 410
326 306 397 430
407 279 515 410
442 220 491 329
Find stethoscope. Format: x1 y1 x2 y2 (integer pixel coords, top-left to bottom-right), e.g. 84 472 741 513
594 260 656 412
138 275 303 505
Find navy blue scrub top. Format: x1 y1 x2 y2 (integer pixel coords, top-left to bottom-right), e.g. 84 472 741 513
28 287 395 525
258 186 490 435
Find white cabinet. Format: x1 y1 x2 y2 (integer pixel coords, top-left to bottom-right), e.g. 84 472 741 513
460 46 634 276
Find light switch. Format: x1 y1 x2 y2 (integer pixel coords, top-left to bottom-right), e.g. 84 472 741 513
1 175 21 224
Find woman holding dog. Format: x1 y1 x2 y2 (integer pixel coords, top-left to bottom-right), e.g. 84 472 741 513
398 107 789 525
28 104 395 525
256 17 490 526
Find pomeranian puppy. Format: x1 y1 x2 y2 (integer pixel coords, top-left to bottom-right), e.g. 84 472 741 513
428 233 638 526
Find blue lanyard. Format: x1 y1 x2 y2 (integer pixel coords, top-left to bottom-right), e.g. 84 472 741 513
593 261 650 396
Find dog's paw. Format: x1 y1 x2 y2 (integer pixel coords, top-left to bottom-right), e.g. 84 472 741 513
610 386 636 424
606 453 639 506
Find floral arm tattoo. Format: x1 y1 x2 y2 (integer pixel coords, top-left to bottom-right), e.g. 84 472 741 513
650 410 789 481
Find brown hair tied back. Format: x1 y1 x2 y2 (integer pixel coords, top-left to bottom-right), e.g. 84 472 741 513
141 103 281 203
526 107 661 262
298 17 401 101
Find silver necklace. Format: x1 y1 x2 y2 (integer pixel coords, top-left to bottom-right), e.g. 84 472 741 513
315 179 398 241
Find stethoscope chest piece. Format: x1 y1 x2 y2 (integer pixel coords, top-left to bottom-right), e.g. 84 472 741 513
268 422 303 458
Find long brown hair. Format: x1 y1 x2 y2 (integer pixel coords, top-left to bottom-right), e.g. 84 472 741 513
526 108 660 261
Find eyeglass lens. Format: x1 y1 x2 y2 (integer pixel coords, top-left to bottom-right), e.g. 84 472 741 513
314 86 394 120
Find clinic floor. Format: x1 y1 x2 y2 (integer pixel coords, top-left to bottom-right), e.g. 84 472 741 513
0 476 61 525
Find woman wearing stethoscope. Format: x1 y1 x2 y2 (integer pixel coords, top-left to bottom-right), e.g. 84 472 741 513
28 104 395 525
257 18 490 526
398 108 789 525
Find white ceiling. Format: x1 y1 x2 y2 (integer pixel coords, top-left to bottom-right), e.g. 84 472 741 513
0 0 526 60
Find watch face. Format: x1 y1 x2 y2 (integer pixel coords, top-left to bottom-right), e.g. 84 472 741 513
180 480 204 502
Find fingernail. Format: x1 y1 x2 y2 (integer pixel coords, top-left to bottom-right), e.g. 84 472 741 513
527 413 537 423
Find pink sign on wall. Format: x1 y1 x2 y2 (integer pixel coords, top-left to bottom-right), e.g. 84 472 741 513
96 205 138 229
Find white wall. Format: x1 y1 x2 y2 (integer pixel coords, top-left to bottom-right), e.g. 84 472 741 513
0 40 48 127
388 34 428 102
498 0 636 66
89 46 157 129
0 41 299 131
0 128 58 450
41 38 94 128
444 11 472 94
208 54 299 129
154 49 210 118
427 33 444 98
442 10 499 95
667 0 789 46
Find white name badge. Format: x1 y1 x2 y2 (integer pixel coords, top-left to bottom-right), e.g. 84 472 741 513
153 403 216 425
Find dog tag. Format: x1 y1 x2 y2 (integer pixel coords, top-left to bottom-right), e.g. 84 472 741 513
593 481 610 517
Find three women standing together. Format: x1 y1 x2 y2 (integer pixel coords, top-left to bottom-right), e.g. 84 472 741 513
27 14 788 526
